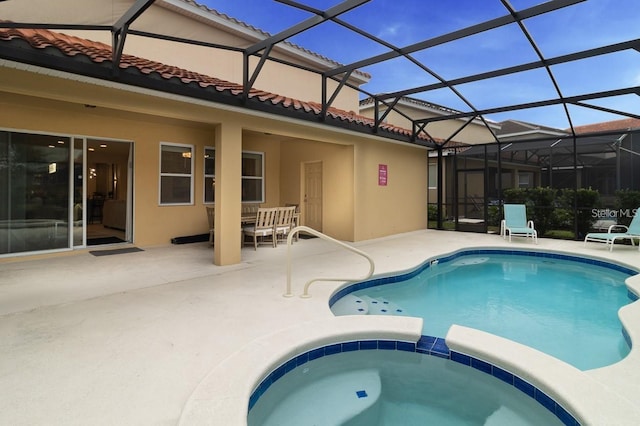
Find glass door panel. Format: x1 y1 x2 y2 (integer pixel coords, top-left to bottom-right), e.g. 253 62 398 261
0 132 71 254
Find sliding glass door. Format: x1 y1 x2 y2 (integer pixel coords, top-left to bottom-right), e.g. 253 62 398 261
0 131 72 254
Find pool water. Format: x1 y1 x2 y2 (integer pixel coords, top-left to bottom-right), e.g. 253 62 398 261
248 349 564 426
332 252 634 370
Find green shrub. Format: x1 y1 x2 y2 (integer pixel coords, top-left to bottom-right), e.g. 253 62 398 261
487 205 501 227
428 204 438 221
615 189 640 226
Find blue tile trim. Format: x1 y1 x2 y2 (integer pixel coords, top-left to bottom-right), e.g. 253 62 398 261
328 248 638 307
248 336 580 426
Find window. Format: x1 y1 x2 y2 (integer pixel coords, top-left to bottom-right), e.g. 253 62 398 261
204 147 215 203
518 172 533 188
428 161 438 189
242 151 264 203
160 143 193 205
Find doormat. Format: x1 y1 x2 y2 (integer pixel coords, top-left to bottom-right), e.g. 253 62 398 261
87 236 126 245
89 247 144 256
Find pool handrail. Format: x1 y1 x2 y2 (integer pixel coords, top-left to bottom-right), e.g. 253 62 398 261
284 225 375 298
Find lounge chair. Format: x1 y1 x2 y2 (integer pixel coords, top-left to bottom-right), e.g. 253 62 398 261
501 204 537 243
584 208 640 251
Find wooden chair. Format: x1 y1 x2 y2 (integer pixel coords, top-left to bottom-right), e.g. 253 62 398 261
206 206 214 246
274 206 297 245
285 203 300 242
242 207 278 250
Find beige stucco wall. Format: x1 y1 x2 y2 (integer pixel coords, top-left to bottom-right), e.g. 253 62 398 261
0 63 427 263
361 103 497 144
280 139 355 241
0 0 362 112
0 90 217 247
353 140 428 240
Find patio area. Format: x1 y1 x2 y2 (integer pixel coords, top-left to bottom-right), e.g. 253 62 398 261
2 230 640 425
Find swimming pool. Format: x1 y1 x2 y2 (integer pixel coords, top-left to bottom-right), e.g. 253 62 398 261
330 249 637 370
247 340 570 426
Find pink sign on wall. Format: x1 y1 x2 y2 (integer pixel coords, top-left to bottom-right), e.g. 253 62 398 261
378 164 388 186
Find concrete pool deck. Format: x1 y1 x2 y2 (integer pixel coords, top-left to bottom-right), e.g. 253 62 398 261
1 229 640 425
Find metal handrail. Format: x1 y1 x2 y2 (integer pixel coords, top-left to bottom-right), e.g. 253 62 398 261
284 225 375 298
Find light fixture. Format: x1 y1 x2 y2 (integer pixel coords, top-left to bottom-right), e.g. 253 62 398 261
49 163 57 174
88 147 95 152
182 152 192 159
89 168 96 179
100 144 107 148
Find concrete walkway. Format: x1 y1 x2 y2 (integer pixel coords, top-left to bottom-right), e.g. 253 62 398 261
1 230 639 425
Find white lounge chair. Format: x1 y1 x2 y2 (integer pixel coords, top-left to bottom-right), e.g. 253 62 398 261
501 204 537 243
584 208 640 251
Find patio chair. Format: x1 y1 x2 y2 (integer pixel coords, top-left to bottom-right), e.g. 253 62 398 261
274 206 297 245
584 208 640 251
242 207 278 250
285 203 300 242
501 204 537 243
206 206 214 246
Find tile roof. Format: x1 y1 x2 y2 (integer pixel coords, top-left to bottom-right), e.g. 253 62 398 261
571 118 640 134
174 0 372 81
0 25 430 145
496 119 567 136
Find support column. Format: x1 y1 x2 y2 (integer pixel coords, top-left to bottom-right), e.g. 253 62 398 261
214 121 242 265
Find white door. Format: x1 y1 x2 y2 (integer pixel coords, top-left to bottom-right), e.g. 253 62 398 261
303 161 323 232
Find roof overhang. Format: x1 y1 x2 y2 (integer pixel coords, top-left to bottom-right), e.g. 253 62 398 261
0 56 429 150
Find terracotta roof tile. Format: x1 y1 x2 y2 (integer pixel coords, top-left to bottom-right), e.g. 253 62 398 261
0 25 431 144
571 118 640 134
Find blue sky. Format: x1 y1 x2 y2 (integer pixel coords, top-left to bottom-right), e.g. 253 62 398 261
201 0 639 129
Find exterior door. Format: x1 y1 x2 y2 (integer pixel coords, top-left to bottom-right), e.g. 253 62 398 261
303 161 322 232
85 139 132 245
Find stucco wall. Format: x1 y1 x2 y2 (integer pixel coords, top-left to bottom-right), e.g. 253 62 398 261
280 139 355 241
0 91 218 246
361 104 496 144
0 0 362 112
353 139 428 240
0 64 427 262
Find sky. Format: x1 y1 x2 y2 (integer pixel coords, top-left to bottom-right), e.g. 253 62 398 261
200 0 640 129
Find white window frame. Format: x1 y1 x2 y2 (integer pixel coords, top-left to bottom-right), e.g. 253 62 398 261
242 150 265 203
159 142 194 206
204 146 215 204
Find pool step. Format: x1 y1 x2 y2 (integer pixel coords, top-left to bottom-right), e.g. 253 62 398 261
359 296 405 315
484 405 522 425
330 294 405 316
331 294 369 315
